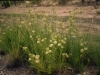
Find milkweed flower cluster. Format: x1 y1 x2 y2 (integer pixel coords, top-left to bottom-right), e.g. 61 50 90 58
22 47 28 51
36 35 47 44
36 36 41 44
61 40 66 44
30 35 33 39
42 17 47 21
53 40 57 44
80 39 88 53
62 53 69 58
28 22 32 26
45 47 52 54
49 44 53 47
25 1 30 4
32 30 35 33
49 34 67 50
80 47 88 53
37 40 40 44
29 54 40 63
21 21 24 24
58 43 61 46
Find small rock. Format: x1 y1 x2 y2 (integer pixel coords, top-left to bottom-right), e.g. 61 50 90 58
0 71 4 75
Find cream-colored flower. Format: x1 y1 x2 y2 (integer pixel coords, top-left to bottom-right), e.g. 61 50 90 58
37 41 40 44
64 38 67 41
84 47 88 50
61 40 66 44
10 29 12 31
58 43 61 46
61 46 64 48
35 55 40 60
29 53 32 56
32 54 35 57
28 22 31 26
80 49 84 52
80 43 84 46
22 47 28 50
49 30 52 32
41 39 44 42
54 35 57 38
48 50 52 53
25 1 30 4
45 51 49 54
72 36 76 38
19 25 22 28
62 25 65 28
32 30 35 33
37 38 40 40
44 38 47 40
21 21 24 24
45 50 52 54
42 17 46 21
57 21 60 24
54 40 57 44
30 35 32 39
46 48 49 50
66 29 69 32
49 44 53 47
28 58 31 61
50 40 52 43
62 53 69 58
35 60 39 63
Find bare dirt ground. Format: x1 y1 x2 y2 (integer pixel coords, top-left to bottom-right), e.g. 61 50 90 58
0 2 100 18
0 0 100 31
0 0 100 75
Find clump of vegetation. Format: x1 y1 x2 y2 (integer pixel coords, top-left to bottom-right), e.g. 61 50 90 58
0 9 100 75
96 10 100 14
0 1 23 8
30 0 42 5
0 1 11 8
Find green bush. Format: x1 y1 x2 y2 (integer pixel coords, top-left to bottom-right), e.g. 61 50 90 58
0 10 100 74
0 1 24 8
1 1 11 8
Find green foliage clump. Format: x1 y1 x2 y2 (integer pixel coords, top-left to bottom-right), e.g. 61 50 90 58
0 1 11 8
0 10 100 75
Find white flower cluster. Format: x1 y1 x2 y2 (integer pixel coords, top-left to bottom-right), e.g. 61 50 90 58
80 39 88 53
45 48 52 54
62 53 69 58
36 36 47 44
25 1 30 4
80 47 88 53
29 54 40 63
22 47 28 51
